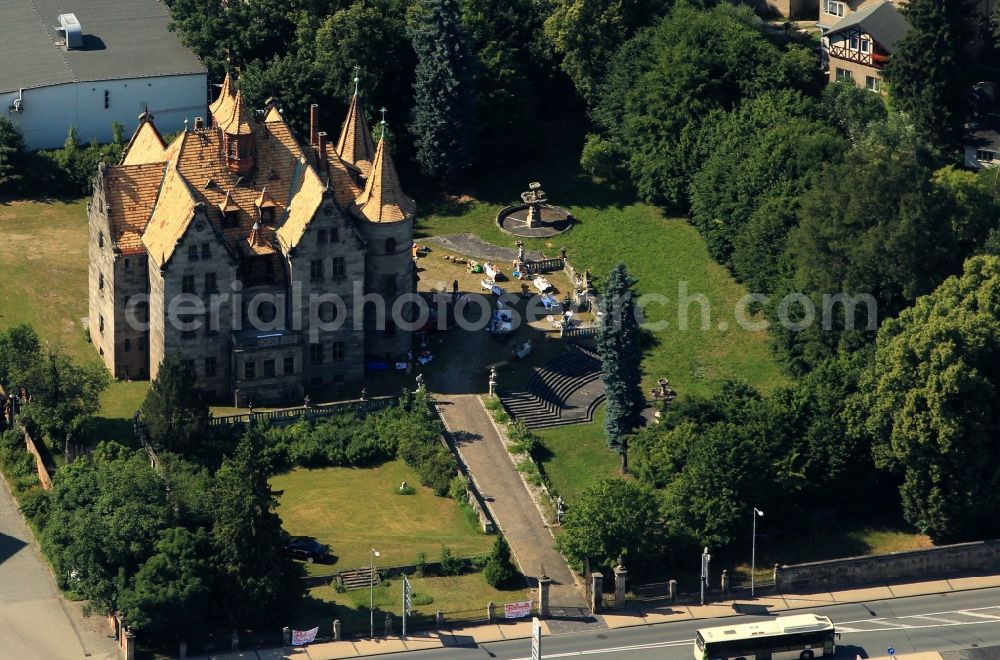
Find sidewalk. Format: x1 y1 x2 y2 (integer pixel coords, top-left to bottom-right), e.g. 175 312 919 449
199 574 1000 660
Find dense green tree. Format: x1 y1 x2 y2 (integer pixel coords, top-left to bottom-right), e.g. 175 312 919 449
0 323 42 391
775 122 962 372
593 4 821 207
688 91 844 271
19 349 109 449
408 0 477 187
461 0 556 161
854 256 1000 542
0 118 26 191
42 442 171 614
211 426 302 626
118 527 216 638
555 478 665 574
883 0 973 149
543 0 672 103
820 81 888 139
596 263 644 459
141 354 210 455
483 535 518 588
314 0 415 135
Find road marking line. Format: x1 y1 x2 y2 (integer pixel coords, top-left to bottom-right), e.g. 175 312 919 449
908 615 968 624
959 611 1000 620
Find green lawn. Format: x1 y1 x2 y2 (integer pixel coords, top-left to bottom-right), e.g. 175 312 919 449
272 460 494 572
534 406 620 503
297 573 532 635
0 197 149 442
414 128 786 398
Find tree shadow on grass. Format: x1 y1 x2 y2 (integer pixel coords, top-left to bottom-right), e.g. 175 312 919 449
83 416 138 449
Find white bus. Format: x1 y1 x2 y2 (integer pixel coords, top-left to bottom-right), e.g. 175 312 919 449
694 614 837 660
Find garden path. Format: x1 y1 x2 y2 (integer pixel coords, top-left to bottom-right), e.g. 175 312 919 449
435 394 599 631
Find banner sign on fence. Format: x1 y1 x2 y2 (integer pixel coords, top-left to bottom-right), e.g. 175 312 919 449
291 627 319 646
504 600 533 619
403 575 412 615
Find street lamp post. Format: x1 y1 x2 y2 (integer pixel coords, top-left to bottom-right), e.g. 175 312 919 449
751 507 764 598
370 548 380 639
700 547 711 605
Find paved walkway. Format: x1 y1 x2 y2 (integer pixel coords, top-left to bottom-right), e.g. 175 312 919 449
434 393 589 621
423 233 543 262
0 475 119 660
195 574 1000 659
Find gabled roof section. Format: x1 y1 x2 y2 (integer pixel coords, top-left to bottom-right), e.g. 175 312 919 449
121 117 167 166
336 94 375 176
351 133 415 223
264 105 283 123
103 162 168 254
142 163 198 266
828 1 909 53
277 159 327 250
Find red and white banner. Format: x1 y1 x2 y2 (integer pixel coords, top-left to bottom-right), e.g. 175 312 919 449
504 600 533 619
291 627 319 646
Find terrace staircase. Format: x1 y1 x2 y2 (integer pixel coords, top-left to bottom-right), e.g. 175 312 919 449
338 567 381 591
499 345 605 430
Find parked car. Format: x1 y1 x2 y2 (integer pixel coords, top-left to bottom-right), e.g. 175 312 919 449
283 536 329 563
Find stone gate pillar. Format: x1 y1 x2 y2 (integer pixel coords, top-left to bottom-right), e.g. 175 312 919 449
538 575 552 618
613 563 628 610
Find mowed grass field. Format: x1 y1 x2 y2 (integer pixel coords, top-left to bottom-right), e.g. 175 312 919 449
298 573 531 635
413 129 787 399
0 197 148 432
271 460 494 571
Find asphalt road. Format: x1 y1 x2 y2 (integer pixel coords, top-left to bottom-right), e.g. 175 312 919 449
0 475 118 659
363 587 1000 660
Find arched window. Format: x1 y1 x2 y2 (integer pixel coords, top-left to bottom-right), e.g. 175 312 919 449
385 237 396 254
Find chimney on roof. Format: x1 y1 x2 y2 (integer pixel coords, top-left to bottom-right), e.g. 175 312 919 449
194 117 204 130
318 131 328 167
310 104 319 146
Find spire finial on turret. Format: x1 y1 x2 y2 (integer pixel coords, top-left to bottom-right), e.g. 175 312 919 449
353 65 361 96
379 107 388 140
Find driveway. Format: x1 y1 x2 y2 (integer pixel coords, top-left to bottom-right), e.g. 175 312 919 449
0 476 119 659
435 394 596 632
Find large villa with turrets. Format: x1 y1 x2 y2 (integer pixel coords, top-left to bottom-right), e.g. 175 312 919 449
87 74 417 406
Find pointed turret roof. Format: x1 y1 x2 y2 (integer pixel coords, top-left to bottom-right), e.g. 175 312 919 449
255 186 277 209
208 72 236 123
351 127 415 223
336 93 375 176
217 87 255 136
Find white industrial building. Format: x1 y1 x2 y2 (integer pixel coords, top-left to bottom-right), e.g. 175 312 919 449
1 0 207 150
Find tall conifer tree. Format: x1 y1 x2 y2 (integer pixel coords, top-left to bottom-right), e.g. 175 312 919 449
596 263 645 464
883 0 972 150
408 0 476 187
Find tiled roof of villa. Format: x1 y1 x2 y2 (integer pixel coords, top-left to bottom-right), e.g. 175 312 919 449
120 118 167 166
336 94 375 176
350 131 415 223
103 162 168 255
142 163 197 265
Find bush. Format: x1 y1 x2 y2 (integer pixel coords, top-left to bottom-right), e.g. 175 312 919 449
418 449 457 496
483 536 518 589
411 592 434 606
397 482 416 495
0 429 22 453
18 487 49 523
448 475 468 501
580 134 626 180
414 551 428 577
516 459 543 487
440 547 463 576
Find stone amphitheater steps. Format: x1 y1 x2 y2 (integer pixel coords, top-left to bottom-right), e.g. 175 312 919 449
499 346 604 430
339 567 381 591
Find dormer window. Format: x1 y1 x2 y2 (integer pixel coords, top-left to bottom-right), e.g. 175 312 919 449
259 206 274 223
223 209 240 227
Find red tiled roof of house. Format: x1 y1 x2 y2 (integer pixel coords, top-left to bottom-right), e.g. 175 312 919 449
103 161 167 255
